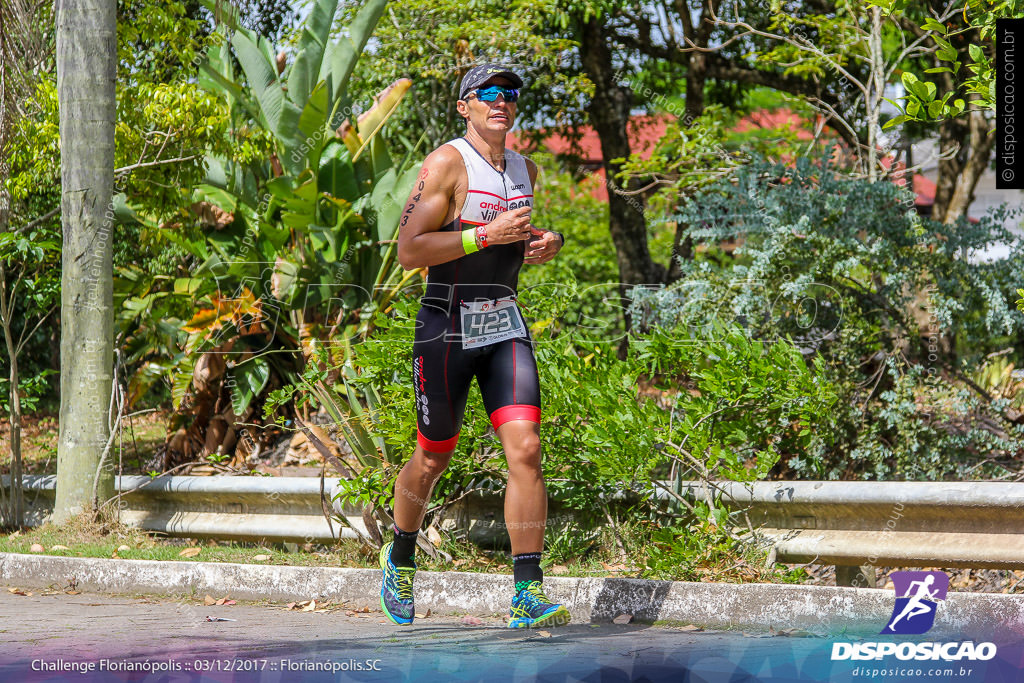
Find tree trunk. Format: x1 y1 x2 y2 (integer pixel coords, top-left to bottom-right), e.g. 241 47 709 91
939 107 994 224
931 107 969 221
866 5 884 181
0 273 24 528
670 2 713 280
683 50 706 124
578 15 664 343
53 0 117 523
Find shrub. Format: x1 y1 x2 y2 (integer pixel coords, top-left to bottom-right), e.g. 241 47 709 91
631 153 1024 479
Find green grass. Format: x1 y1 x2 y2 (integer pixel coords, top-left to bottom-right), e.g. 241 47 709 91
0 521 361 568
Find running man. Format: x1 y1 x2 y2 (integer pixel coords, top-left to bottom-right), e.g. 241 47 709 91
887 574 939 631
379 64 569 629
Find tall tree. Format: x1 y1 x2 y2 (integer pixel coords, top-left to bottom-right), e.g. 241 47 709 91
578 13 666 335
53 0 117 522
1 0 54 529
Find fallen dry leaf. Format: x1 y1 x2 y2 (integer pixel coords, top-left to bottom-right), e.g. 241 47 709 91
773 627 816 638
179 548 201 558
286 602 296 610
204 595 217 606
7 587 28 596
345 610 355 616
461 615 484 626
426 526 443 545
551 565 569 574
536 630 552 638
452 559 468 567
253 554 271 561
678 624 702 632
10 530 21 538
117 545 130 552
215 598 227 606
29 544 44 553
612 614 633 625
303 600 317 612
50 545 70 551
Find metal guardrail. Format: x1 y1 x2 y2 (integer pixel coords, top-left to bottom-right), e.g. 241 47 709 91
675 480 1024 585
3 475 362 543
4 476 1023 584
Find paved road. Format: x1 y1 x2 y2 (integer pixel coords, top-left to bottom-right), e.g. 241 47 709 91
0 588 1018 682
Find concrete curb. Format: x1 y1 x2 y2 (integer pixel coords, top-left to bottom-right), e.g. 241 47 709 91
2 552 1022 636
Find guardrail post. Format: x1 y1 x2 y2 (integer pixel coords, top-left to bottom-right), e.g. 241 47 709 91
835 564 876 588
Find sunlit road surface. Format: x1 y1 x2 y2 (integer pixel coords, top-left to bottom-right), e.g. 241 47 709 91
1 589 1018 682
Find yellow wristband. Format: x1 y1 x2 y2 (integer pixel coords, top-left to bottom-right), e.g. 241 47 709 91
461 228 479 254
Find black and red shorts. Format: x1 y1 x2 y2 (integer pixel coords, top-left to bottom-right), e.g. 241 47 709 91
412 305 541 453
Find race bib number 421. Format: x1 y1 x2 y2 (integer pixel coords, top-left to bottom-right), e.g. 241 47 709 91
460 298 527 349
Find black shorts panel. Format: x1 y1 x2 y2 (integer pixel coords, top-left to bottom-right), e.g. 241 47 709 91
412 306 540 452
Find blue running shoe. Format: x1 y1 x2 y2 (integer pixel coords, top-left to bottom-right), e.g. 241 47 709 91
379 541 415 625
508 581 571 629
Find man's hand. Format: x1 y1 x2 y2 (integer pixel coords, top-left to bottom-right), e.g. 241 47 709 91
524 226 563 264
484 206 532 245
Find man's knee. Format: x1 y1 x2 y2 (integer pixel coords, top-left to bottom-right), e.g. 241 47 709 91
505 430 541 470
413 447 454 479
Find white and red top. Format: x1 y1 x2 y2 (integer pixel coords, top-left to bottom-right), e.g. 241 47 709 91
446 137 533 225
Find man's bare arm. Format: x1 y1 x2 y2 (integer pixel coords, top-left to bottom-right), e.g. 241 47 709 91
396 147 465 270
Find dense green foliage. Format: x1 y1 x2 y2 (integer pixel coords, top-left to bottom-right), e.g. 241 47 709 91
114 0 423 466
872 0 999 121
1 0 236 414
316 259 836 541
631 154 1024 479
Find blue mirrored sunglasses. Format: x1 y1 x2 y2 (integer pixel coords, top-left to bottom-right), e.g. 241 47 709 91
471 86 519 102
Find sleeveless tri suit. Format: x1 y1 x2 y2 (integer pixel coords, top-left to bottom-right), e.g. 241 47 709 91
412 137 540 453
